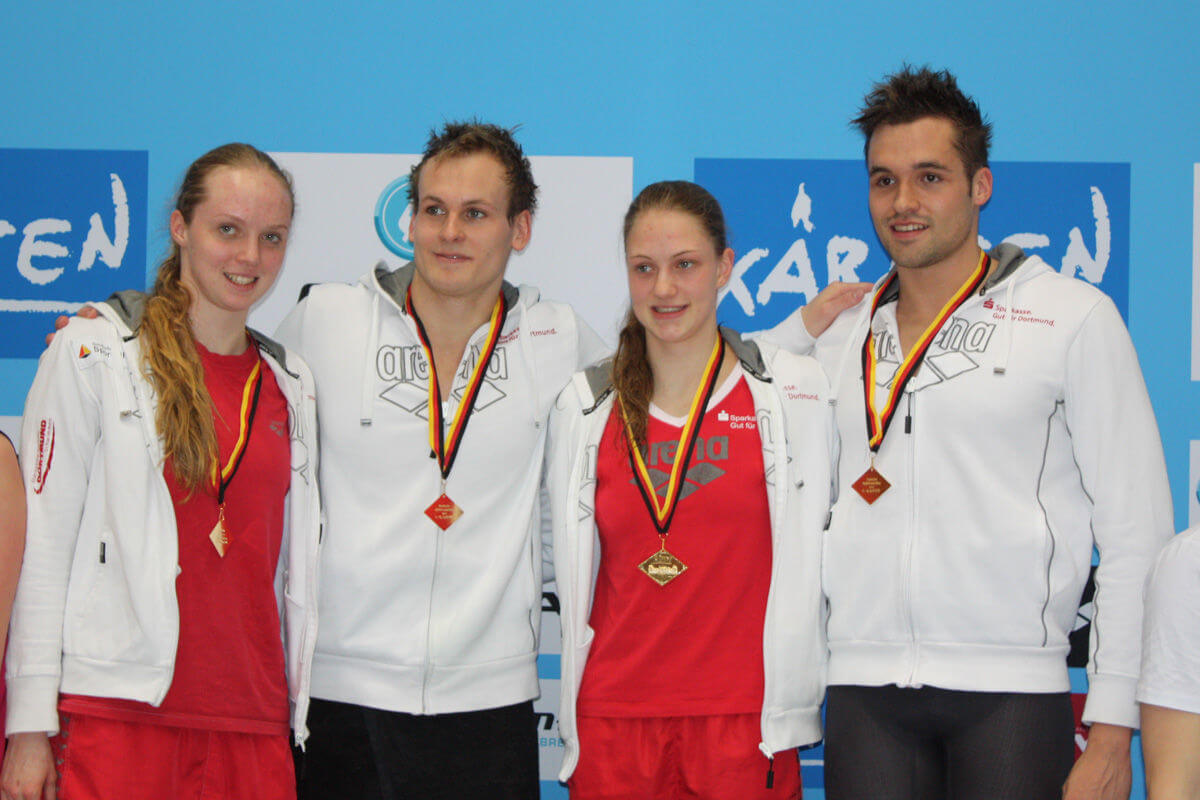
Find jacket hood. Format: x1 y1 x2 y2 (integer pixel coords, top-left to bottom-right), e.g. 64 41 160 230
95 290 294 374
363 260 530 317
873 242 1047 306
578 326 769 414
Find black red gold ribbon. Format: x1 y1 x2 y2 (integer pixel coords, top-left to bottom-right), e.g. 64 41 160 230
210 355 263 504
621 336 725 535
406 286 507 481
862 251 990 453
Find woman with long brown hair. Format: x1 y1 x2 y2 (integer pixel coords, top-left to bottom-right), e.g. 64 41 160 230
546 181 836 798
2 143 320 800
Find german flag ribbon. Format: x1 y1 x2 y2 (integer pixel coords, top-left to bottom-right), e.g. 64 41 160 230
211 354 264 503
862 251 990 454
621 336 725 536
406 286 508 482
207 350 264 557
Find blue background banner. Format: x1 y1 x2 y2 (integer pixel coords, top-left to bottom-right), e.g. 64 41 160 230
697 158 1130 332
0 148 147 360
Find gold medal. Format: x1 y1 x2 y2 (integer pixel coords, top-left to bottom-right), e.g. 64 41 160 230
209 505 230 557
622 337 725 587
852 465 891 504
638 544 688 586
425 493 463 530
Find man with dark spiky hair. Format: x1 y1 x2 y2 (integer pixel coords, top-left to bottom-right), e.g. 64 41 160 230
775 66 1172 799
278 121 606 799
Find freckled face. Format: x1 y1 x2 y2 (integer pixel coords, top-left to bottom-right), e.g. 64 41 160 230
625 208 733 349
172 166 292 322
867 116 991 271
408 152 531 303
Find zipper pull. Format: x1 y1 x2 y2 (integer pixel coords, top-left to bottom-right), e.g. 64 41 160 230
765 756 775 788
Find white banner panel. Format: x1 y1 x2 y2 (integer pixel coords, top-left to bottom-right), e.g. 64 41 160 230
1191 440 1200 527
258 153 632 346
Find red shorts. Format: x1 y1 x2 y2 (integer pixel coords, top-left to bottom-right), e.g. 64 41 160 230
52 713 295 800
569 714 801 800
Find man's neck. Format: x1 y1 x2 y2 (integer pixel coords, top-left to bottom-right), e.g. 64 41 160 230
408 274 504 397
892 247 988 355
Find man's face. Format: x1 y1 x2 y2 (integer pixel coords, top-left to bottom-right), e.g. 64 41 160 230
408 151 531 303
866 116 991 272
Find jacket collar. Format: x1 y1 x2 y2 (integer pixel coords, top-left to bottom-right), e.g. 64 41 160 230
580 326 768 415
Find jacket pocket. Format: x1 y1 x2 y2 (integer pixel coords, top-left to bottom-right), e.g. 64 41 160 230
66 530 146 662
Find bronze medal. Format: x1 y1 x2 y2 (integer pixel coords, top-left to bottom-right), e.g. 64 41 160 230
860 252 991 499
208 354 263 558
852 466 891 504
425 493 463 530
638 546 687 586
209 506 230 557
407 288 506 533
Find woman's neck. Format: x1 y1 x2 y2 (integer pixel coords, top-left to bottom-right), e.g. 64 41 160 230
647 331 734 418
189 306 250 355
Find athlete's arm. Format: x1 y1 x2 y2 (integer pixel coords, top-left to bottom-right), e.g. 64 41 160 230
1141 704 1200 800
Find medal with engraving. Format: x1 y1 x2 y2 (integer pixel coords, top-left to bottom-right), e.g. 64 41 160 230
858 251 990 503
622 336 725 587
406 286 507 530
209 354 264 557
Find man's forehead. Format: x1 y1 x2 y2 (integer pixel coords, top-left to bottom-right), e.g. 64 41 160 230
867 117 962 168
415 151 508 201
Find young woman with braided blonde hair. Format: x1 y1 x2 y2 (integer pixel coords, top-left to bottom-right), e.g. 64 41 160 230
2 143 320 800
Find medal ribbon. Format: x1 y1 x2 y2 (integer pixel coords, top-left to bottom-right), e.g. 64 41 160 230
620 336 725 535
863 251 990 453
209 354 264 506
406 286 508 480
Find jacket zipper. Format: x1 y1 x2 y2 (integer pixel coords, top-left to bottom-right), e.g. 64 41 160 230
903 389 919 685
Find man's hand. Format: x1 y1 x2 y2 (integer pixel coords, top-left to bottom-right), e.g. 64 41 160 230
44 306 99 347
799 281 872 338
1062 722 1132 800
1 732 57 800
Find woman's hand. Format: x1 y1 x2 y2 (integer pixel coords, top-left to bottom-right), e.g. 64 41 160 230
2 732 57 800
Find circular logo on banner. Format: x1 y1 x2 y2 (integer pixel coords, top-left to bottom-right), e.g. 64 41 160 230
374 176 415 259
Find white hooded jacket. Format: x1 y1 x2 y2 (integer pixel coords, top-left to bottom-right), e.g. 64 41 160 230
546 330 837 780
275 262 607 715
7 292 322 745
765 244 1173 728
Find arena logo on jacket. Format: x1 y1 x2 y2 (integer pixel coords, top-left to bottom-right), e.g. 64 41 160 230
694 159 1130 334
0 149 148 360
375 342 509 417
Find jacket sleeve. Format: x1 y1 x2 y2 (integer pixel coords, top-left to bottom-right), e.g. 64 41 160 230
7 322 105 735
1064 296 1174 729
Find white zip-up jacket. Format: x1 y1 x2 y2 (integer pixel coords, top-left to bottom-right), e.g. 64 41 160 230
546 330 837 780
766 244 1173 728
275 262 607 715
7 292 322 745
